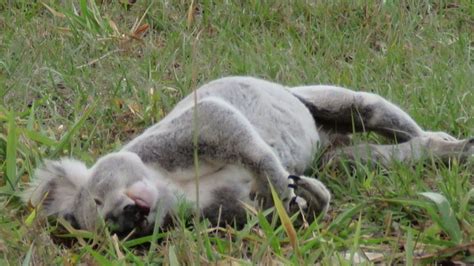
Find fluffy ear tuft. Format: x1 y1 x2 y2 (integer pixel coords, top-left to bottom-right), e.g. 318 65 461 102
22 159 90 216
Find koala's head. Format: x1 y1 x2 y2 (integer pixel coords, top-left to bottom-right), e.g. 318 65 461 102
23 151 173 236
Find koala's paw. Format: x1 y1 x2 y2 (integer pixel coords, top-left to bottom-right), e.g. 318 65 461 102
286 175 308 211
289 195 308 210
287 175 331 219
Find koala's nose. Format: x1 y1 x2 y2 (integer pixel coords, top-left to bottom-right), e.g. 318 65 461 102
106 204 151 236
123 204 150 220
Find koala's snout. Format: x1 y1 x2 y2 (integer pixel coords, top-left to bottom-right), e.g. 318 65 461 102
106 203 150 235
123 203 150 219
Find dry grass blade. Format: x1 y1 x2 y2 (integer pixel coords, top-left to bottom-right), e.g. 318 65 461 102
240 200 259 216
414 242 474 262
107 18 121 36
268 181 299 254
132 23 149 40
76 49 123 69
112 234 125 260
130 3 151 33
187 0 195 28
41 3 66 18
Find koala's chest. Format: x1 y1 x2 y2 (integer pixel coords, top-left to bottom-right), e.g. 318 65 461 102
167 163 256 209
170 163 258 228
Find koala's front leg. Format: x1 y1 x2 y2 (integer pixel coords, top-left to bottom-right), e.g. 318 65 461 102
126 98 314 210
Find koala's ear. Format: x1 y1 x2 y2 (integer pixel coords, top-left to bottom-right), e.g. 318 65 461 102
22 159 90 216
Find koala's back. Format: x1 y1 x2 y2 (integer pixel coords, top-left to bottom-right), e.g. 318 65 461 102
161 76 320 173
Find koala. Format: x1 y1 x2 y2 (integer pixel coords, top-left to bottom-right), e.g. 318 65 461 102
23 76 473 236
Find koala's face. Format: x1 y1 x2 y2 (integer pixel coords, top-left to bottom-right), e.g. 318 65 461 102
23 152 171 237
75 153 161 235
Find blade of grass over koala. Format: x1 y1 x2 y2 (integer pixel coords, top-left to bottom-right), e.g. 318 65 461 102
5 111 17 190
146 200 170 262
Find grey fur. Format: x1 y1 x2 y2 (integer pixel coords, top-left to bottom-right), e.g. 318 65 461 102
201 187 249 229
22 76 473 235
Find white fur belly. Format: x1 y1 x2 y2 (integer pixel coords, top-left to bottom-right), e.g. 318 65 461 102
173 164 254 208
159 161 222 183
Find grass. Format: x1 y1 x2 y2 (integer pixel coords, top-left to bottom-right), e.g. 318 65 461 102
0 0 473 264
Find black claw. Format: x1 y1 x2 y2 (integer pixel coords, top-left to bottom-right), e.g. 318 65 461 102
249 191 256 200
289 196 297 206
288 183 297 189
288 175 300 181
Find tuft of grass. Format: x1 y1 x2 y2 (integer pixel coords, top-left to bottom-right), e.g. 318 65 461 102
0 0 472 264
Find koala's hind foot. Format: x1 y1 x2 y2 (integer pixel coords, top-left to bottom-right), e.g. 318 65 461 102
322 136 474 168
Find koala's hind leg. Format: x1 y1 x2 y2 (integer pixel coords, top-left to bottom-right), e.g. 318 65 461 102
291 85 456 142
127 98 328 211
322 137 474 168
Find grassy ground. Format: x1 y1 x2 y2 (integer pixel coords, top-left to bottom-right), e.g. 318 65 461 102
0 0 473 264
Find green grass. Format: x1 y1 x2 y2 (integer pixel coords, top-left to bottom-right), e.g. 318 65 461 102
1 0 473 264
